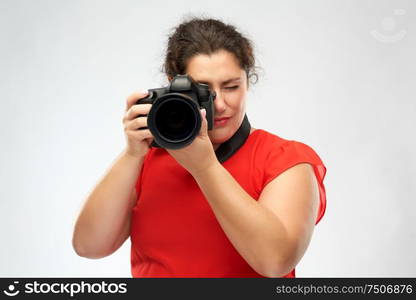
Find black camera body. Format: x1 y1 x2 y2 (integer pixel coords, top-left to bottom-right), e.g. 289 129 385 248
136 75 216 149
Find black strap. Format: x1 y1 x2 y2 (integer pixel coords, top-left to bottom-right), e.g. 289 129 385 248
215 114 251 163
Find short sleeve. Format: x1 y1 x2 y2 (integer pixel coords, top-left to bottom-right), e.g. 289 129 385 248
134 148 154 206
261 140 327 225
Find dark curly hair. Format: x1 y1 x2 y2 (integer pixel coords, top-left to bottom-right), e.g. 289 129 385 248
163 17 258 86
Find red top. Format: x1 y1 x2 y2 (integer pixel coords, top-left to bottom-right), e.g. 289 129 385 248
130 129 327 278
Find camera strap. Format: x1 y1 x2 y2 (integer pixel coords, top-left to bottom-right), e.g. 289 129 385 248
215 114 251 163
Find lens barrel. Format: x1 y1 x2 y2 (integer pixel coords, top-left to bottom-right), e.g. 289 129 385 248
147 93 202 149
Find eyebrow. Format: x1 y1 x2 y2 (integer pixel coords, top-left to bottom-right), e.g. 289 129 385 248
198 77 241 85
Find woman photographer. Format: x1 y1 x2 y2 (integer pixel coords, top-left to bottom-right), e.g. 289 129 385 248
72 17 327 278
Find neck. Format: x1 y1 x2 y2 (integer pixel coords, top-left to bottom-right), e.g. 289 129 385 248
212 127 255 152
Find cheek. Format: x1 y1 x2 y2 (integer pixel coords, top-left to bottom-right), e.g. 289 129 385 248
227 90 246 111
208 90 247 142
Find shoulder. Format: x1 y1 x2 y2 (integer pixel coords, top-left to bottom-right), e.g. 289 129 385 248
249 129 326 192
250 129 321 163
251 129 327 225
250 129 288 147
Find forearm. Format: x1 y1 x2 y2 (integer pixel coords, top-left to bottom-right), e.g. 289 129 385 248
192 163 292 277
72 150 145 258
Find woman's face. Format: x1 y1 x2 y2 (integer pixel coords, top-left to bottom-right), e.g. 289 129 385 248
185 49 248 150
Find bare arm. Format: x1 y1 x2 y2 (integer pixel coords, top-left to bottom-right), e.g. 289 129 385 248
72 90 153 259
72 151 144 258
191 162 320 277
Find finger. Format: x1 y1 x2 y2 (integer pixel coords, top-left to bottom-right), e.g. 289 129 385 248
129 128 153 140
199 108 208 135
138 129 153 140
124 116 148 131
125 103 152 121
125 90 149 111
135 116 148 130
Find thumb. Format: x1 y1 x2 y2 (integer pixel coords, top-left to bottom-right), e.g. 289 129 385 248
199 108 208 136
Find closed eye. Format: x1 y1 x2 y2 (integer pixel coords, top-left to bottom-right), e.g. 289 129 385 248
224 86 239 90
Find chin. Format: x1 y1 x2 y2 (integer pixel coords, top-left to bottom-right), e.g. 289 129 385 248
208 127 235 144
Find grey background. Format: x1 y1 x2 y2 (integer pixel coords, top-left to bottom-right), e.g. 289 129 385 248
1 0 415 277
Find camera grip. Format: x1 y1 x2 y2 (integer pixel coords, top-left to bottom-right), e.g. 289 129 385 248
134 92 159 148
134 91 152 121
135 91 153 105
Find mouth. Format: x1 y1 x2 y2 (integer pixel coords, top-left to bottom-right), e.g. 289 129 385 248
214 117 231 127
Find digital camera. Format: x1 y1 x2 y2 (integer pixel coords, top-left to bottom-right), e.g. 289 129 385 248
136 75 216 149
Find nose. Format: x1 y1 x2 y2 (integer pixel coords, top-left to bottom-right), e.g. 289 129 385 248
213 90 226 114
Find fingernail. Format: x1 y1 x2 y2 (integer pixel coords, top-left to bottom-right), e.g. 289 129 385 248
140 90 149 95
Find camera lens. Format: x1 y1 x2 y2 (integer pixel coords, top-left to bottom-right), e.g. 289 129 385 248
154 98 198 142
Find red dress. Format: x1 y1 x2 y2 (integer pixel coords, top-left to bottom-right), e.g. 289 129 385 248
130 129 327 277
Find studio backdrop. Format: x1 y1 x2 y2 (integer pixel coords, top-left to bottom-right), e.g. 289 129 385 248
0 0 415 277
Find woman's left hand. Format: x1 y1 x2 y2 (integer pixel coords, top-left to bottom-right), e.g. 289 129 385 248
166 109 219 176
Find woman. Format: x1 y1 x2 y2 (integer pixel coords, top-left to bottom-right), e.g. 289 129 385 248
72 18 327 278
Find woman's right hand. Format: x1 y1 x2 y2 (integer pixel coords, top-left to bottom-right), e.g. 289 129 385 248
123 90 154 158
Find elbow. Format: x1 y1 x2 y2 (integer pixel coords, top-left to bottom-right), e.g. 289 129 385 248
72 236 111 259
255 257 296 278
258 266 294 278
256 240 304 277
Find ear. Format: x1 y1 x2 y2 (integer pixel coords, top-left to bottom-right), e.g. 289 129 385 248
244 69 250 90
